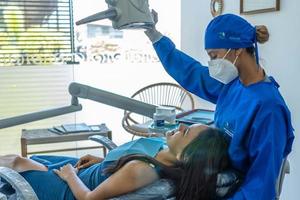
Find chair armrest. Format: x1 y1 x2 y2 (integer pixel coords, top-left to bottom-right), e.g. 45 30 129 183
89 135 118 151
276 159 290 198
0 167 38 200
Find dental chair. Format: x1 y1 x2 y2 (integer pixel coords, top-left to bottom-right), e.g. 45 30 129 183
0 135 243 200
0 135 291 200
0 83 290 199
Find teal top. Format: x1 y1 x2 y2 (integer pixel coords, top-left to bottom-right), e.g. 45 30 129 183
104 137 166 162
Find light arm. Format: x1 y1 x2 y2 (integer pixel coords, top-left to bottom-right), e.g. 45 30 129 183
75 0 154 30
75 7 118 25
0 82 157 129
69 82 157 118
0 104 82 129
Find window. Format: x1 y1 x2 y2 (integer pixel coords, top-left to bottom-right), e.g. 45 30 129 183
0 0 74 66
0 0 181 154
0 0 76 155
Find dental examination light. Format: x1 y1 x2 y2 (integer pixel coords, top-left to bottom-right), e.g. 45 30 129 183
76 0 154 30
0 82 157 129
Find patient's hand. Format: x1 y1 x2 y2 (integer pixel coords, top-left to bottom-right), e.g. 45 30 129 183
53 164 78 182
74 154 104 169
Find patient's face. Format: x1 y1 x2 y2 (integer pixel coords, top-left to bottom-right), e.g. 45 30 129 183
166 124 208 156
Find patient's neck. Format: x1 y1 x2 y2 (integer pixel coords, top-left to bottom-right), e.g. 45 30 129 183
155 149 178 166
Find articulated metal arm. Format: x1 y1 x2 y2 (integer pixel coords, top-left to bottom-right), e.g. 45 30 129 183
0 105 82 129
68 82 157 118
0 82 156 129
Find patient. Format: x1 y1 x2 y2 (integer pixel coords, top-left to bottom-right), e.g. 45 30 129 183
0 124 230 200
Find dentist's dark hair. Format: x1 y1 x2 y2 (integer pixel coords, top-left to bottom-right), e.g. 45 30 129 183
246 25 269 56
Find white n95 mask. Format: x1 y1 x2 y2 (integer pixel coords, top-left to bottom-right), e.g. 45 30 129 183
208 49 239 84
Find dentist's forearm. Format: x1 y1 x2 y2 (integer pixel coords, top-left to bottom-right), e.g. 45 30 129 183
144 28 163 43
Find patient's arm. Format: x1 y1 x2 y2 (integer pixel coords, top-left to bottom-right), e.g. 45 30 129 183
74 154 104 169
55 160 159 200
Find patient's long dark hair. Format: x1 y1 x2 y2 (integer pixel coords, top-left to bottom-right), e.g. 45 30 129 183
105 127 230 199
176 128 230 200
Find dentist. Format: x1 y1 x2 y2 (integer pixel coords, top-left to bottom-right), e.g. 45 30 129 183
144 13 294 199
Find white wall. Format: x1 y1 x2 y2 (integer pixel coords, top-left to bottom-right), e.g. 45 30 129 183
181 0 300 199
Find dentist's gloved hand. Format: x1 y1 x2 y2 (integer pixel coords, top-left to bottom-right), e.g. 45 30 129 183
144 9 163 43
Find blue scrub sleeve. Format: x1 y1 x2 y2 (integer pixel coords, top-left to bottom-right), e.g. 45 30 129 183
228 105 291 200
153 36 223 104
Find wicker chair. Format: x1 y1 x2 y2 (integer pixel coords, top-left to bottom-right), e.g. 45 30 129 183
122 82 195 139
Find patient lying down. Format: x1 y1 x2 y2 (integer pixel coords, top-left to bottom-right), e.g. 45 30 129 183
0 124 230 200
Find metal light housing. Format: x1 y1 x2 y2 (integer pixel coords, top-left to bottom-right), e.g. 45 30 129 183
76 0 154 30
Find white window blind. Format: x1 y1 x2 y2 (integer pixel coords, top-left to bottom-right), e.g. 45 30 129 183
0 0 74 66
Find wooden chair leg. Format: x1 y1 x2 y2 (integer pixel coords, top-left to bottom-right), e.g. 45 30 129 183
21 138 27 158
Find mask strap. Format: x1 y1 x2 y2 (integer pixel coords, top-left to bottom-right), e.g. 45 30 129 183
233 54 239 65
224 48 239 65
222 48 231 59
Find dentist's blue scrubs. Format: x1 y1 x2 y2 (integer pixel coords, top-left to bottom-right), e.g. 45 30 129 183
151 15 294 199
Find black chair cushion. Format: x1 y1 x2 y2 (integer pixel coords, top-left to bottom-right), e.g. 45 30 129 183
109 170 243 200
216 170 243 199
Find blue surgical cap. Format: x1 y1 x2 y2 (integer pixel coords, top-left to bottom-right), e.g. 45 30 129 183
205 14 259 64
